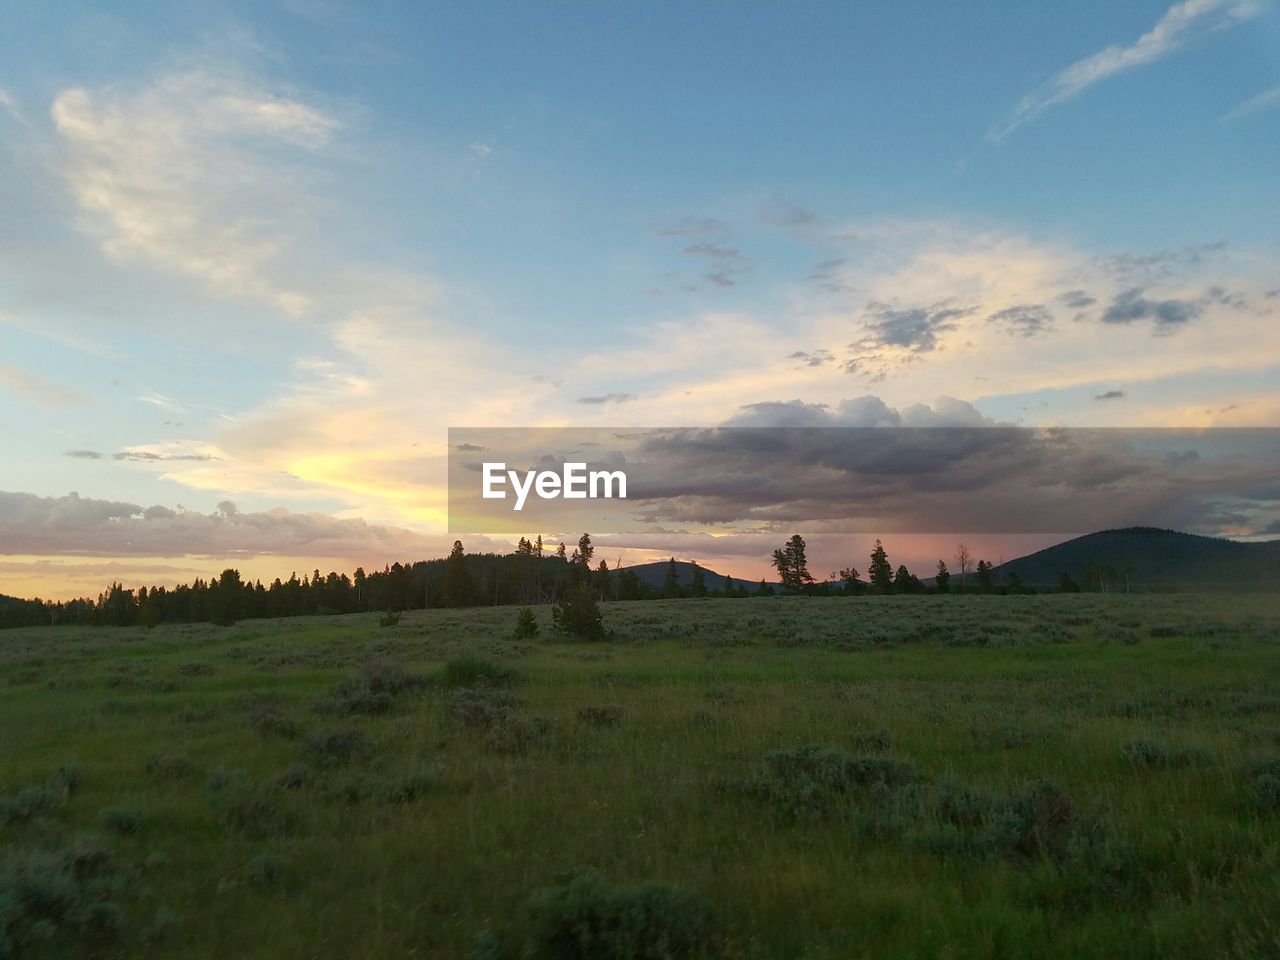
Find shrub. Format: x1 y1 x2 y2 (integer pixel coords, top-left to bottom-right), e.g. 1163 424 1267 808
450 688 523 730
552 586 609 642
272 764 310 790
525 869 718 960
484 715 549 757
303 727 375 768
142 906 180 942
217 783 294 838
314 660 426 716
576 704 622 727
1256 774 1280 812
0 840 128 954
512 607 540 640
851 729 892 753
383 762 438 803
177 662 215 676
0 766 85 826
730 745 918 817
442 657 514 688
1149 625 1179 638
378 611 402 628
1121 739 1212 769
247 853 287 888
98 805 148 836
244 693 301 739
144 754 197 780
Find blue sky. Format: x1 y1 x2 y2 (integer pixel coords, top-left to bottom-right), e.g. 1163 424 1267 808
1 0 1277 596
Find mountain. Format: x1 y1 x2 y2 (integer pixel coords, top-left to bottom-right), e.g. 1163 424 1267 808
994 527 1280 591
618 560 779 593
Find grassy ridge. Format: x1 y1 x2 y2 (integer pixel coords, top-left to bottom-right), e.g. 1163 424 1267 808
2 595 1279 958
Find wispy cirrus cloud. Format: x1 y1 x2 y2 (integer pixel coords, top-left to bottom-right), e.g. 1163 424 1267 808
0 363 89 410
1221 85 1280 123
50 66 338 315
991 0 1263 141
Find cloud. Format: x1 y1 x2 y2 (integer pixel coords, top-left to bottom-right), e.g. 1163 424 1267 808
575 393 639 405
787 350 835 368
50 67 338 314
581 414 1280 536
1101 288 1204 330
682 243 745 261
0 88 25 124
992 0 1262 140
1058 289 1097 310
987 304 1055 337
454 443 486 452
0 490 480 559
1094 389 1126 401
64 450 104 460
843 301 974 377
111 451 221 463
1222 85 1280 123
762 206 821 230
655 217 728 237
0 363 89 409
469 142 494 158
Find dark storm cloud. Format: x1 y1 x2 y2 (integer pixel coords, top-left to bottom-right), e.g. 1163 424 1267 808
987 304 1054 337
610 424 1280 536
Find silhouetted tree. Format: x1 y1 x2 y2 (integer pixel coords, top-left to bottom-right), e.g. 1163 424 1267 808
955 544 972 590
935 560 951 594
445 540 472 607
690 561 707 597
869 540 893 594
771 535 814 594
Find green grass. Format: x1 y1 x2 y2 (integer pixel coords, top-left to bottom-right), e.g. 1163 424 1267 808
2 594 1279 958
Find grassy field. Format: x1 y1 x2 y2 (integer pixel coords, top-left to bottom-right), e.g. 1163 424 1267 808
2 594 1279 959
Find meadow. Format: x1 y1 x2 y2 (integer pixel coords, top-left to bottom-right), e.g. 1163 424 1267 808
2 594 1279 959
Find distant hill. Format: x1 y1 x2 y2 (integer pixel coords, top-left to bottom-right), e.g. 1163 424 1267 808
994 527 1280 591
618 560 779 593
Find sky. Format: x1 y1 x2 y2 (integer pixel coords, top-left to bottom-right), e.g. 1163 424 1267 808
1 0 1278 599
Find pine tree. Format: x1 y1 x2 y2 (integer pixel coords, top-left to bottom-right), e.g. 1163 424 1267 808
869 539 893 594
771 534 814 593
445 540 472 607
690 561 707 597
663 557 680 599
935 560 950 594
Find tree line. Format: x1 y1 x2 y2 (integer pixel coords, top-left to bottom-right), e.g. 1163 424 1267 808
1 532 1053 631
771 535 1024 595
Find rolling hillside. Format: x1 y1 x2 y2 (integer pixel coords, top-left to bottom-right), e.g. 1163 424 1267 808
994 527 1279 591
619 560 779 593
